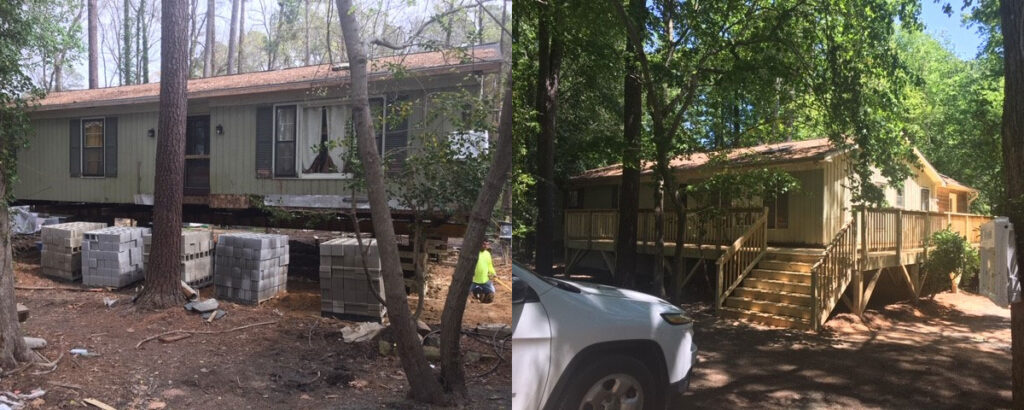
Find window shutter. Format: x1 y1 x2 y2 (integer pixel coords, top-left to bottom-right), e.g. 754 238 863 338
104 117 118 177
255 106 273 179
69 118 81 177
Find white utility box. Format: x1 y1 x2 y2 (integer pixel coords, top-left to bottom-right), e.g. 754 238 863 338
979 217 1019 307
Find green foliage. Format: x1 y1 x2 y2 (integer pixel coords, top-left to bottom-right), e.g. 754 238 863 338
897 28 1003 214
392 87 495 218
0 0 71 202
922 228 980 294
685 160 801 211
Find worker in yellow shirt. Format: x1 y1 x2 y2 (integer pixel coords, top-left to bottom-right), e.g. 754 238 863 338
471 239 497 303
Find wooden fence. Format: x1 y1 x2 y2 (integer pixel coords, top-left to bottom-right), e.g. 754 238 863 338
810 218 857 330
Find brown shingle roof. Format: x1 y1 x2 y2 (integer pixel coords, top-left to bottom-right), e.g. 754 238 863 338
940 174 976 192
572 137 840 182
34 44 502 112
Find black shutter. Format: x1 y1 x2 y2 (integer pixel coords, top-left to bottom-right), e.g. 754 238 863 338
255 106 273 178
104 117 118 177
69 118 81 177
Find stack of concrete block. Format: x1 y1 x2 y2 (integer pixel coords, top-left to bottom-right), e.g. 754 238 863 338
81 226 149 288
143 230 214 288
319 237 386 322
214 233 289 304
40 222 108 281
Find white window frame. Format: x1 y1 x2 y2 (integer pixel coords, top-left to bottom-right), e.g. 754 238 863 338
80 117 106 178
895 188 904 209
271 98 388 180
920 188 931 211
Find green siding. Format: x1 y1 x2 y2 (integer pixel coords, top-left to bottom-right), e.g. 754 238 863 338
17 112 158 203
16 79 482 204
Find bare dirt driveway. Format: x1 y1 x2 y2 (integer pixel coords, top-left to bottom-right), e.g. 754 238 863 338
681 292 1011 409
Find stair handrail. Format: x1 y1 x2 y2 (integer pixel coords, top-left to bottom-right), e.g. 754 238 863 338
809 218 858 330
716 207 769 311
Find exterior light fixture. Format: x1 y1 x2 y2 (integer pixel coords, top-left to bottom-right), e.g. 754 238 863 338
216 125 224 135
148 128 155 138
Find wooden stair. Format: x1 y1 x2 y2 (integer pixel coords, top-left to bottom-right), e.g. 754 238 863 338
720 249 822 330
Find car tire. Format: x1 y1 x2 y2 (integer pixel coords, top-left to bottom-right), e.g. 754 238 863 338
557 354 663 410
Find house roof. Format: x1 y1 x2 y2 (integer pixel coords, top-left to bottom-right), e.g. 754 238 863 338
939 174 977 192
32 44 502 112
571 137 840 183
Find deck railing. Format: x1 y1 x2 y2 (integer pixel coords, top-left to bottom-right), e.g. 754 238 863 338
715 209 769 310
861 208 992 254
564 207 764 247
810 218 857 330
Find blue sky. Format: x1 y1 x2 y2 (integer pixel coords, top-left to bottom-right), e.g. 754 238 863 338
919 0 985 60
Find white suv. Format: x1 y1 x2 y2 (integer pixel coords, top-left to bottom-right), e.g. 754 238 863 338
512 265 697 410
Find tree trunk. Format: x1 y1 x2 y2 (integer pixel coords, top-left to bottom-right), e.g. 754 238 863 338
136 0 189 310
613 0 644 287
227 0 239 74
204 0 215 77
0 181 32 370
440 68 516 397
534 4 562 276
122 0 133 85
1001 0 1024 407
304 0 310 66
88 0 98 89
237 0 246 73
334 0 447 404
138 0 148 83
53 54 64 92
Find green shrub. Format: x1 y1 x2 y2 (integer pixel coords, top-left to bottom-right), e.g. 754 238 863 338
921 228 979 295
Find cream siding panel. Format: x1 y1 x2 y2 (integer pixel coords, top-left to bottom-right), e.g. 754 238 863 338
766 169 824 246
822 155 853 244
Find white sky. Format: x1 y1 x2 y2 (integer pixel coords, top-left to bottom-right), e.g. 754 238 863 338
67 0 504 89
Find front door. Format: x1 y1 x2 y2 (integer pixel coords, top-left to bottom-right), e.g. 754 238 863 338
184 116 211 195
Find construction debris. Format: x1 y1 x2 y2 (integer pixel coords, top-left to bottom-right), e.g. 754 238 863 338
185 298 219 313
201 310 227 321
340 322 385 343
180 281 198 300
15 304 27 323
23 337 46 350
157 333 192 344
0 389 46 410
83 398 116 410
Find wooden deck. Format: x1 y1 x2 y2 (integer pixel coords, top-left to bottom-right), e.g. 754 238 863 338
564 206 994 330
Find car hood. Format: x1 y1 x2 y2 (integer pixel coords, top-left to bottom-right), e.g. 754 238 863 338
566 280 674 306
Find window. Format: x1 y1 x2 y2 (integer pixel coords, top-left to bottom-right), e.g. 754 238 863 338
949 192 958 213
299 105 349 176
82 119 105 177
895 188 904 209
920 188 931 211
566 189 582 209
765 192 789 229
384 96 410 174
274 105 297 177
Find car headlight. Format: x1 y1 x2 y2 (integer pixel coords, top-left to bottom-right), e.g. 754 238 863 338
661 312 693 326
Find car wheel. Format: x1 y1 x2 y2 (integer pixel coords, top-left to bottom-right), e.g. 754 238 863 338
559 355 661 410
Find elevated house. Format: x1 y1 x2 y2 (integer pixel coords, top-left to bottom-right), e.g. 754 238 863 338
565 138 991 330
17 44 503 239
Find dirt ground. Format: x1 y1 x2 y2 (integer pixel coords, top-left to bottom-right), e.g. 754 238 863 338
681 291 1011 409
1 241 511 410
